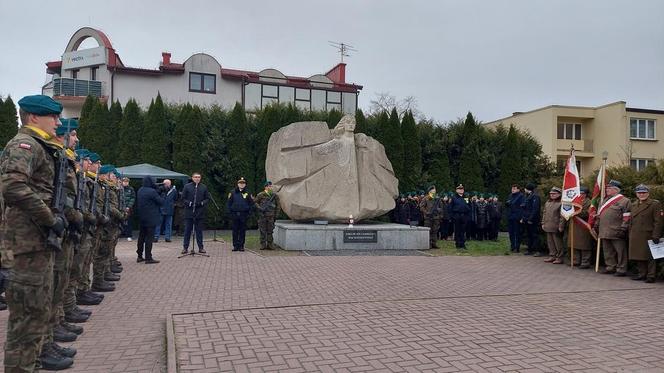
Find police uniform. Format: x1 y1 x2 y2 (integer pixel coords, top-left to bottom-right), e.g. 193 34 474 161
522 183 542 255
595 180 631 275
628 184 663 282
227 178 254 251
0 95 74 371
450 185 471 249
254 181 280 250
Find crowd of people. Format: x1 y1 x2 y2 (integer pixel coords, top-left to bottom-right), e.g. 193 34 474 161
391 180 663 282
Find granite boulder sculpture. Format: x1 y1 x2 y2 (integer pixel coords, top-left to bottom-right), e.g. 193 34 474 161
265 115 399 222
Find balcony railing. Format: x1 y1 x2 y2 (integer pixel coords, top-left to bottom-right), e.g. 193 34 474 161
49 78 104 98
556 139 593 153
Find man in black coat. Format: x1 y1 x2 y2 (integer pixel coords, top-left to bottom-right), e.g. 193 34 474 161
505 184 525 252
450 184 471 249
181 172 210 255
521 182 542 256
136 176 164 264
227 177 254 251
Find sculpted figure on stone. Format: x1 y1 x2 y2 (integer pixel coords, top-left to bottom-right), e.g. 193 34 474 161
266 115 398 222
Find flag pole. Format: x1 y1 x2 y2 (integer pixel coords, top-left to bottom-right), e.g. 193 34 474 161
594 154 607 272
569 146 574 268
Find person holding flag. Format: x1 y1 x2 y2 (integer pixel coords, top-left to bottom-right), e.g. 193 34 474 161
560 148 585 267
593 180 631 276
565 186 595 269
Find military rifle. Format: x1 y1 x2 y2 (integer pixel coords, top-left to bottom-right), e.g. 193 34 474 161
426 196 443 219
47 127 72 252
89 172 99 215
73 157 86 211
102 183 110 220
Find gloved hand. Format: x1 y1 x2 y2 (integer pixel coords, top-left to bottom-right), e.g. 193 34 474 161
68 210 84 232
653 237 661 245
50 216 67 238
99 214 110 225
85 213 97 227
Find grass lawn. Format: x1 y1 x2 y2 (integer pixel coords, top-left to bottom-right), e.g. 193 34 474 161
426 236 513 256
217 232 304 256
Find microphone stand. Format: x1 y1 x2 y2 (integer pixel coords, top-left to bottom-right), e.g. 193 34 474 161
208 194 221 242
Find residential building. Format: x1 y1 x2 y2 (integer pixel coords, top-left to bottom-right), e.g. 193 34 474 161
484 101 664 178
42 27 362 118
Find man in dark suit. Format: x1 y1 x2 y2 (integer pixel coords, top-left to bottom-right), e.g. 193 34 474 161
181 173 210 255
154 179 178 242
450 184 471 250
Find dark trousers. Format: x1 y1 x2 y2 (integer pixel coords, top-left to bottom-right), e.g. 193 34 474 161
137 225 156 260
121 219 132 238
231 212 249 249
526 222 541 253
490 219 500 240
454 217 467 248
508 219 521 251
183 218 204 250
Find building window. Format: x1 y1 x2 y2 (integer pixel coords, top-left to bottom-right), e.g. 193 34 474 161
90 67 98 81
261 84 278 107
189 72 216 94
630 158 652 171
326 91 342 111
295 88 311 111
557 123 581 140
72 69 79 79
630 118 655 140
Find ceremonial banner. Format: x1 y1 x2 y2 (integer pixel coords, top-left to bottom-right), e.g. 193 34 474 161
588 162 606 227
561 150 583 220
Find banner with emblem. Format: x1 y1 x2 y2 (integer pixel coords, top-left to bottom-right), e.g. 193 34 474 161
588 162 606 227
561 149 583 220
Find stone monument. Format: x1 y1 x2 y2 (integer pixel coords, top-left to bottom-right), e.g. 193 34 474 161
266 115 399 222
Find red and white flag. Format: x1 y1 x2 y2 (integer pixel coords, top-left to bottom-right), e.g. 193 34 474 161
587 162 606 227
561 149 583 220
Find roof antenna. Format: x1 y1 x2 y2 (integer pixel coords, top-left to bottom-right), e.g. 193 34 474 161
328 41 357 63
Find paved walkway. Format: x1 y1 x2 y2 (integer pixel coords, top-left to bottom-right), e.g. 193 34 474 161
1 237 663 372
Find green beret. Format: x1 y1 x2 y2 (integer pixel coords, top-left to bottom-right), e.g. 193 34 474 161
75 148 89 161
113 170 121 178
18 95 63 115
87 152 101 162
55 118 79 136
99 164 115 175
264 180 272 187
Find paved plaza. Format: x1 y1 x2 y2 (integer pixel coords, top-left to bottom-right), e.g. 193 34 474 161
1 236 663 372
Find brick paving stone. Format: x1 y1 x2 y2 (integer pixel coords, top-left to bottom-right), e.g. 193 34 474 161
0 236 663 372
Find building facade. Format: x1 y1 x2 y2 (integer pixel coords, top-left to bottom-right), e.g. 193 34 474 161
484 101 664 178
42 27 362 118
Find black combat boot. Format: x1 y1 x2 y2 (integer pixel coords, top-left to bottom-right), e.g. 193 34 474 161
76 292 102 306
110 264 123 273
104 272 121 282
83 290 104 300
53 325 77 342
64 309 89 323
74 306 91 316
91 281 115 292
0 300 6 311
38 343 74 370
60 321 84 335
48 341 77 358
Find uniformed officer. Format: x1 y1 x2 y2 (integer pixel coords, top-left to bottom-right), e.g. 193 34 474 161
542 187 565 264
419 185 443 249
90 165 117 292
505 184 525 252
450 184 471 249
227 177 254 251
628 184 663 283
594 180 631 276
255 181 280 250
567 186 595 269
1 95 73 371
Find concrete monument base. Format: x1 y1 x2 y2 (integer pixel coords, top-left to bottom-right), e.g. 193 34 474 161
274 220 430 251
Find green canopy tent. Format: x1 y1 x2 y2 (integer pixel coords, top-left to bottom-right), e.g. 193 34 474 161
115 163 190 181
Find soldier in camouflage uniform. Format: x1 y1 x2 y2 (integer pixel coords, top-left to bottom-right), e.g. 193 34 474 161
92 165 123 291
45 120 87 349
419 185 443 249
1 95 73 371
255 181 280 250
76 152 107 302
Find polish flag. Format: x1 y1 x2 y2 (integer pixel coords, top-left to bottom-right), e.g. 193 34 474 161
588 162 606 227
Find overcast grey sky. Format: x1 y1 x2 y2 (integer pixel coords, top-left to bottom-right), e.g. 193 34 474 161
1 0 662 123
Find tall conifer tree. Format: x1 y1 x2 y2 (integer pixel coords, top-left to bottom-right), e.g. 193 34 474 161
496 125 522 196
142 94 170 168
0 96 18 146
400 110 422 191
381 108 405 187
116 99 143 166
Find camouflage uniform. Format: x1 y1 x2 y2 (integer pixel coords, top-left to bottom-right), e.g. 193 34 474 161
93 182 122 285
1 126 59 372
419 194 443 249
81 175 105 292
255 190 280 249
47 147 82 341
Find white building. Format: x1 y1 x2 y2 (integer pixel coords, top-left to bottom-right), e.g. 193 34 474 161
42 27 362 118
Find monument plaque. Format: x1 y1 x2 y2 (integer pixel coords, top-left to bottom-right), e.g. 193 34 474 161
343 230 378 243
